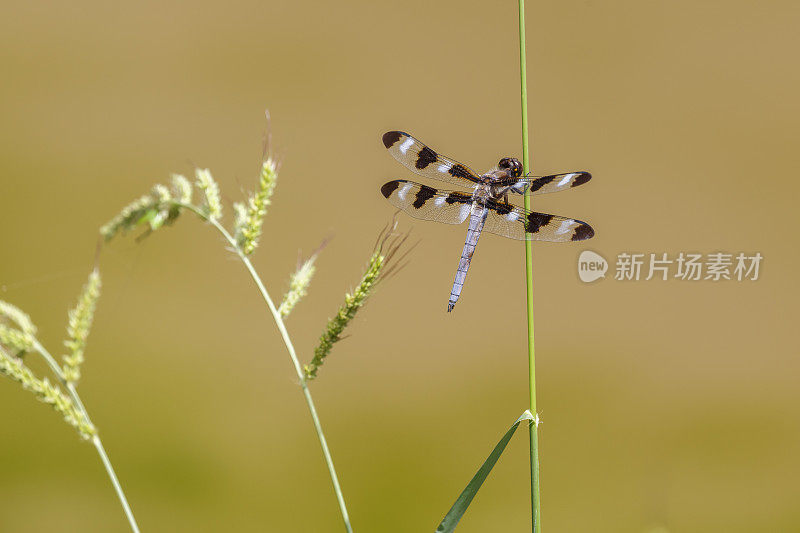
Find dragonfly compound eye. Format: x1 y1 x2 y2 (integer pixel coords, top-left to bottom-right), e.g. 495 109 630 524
499 157 523 177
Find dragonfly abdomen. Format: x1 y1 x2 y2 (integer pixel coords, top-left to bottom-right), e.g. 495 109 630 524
448 203 488 312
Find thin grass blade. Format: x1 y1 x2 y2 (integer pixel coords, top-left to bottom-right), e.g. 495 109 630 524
436 410 535 533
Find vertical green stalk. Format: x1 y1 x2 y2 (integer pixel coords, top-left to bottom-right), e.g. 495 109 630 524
518 0 541 531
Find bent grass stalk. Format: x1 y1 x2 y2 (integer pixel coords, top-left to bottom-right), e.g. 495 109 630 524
0 278 140 532
99 157 404 532
179 202 354 533
518 0 542 531
32 340 140 533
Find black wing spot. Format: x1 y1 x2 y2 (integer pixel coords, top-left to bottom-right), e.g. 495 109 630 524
525 213 554 233
412 185 437 208
571 223 595 241
380 180 400 198
528 175 555 192
416 146 437 169
382 131 404 148
445 192 471 205
449 164 476 181
571 172 591 187
487 199 513 215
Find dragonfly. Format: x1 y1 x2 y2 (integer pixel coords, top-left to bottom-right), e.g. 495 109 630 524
380 130 594 312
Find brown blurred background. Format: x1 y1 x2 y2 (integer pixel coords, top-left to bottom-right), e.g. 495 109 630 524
1 0 798 531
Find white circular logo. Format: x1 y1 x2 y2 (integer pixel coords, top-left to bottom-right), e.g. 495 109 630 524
578 250 608 282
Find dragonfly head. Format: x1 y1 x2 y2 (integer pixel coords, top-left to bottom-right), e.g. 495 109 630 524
498 157 523 178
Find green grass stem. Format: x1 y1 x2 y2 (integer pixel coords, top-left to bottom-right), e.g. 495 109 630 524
518 0 542 531
31 339 140 533
179 203 353 533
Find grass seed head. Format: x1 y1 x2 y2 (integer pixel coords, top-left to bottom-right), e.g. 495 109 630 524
62 269 102 384
304 222 411 381
195 168 222 221
0 346 96 439
236 158 278 255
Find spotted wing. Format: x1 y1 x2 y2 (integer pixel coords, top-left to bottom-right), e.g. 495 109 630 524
499 171 592 195
380 180 474 225
382 131 481 186
483 199 594 242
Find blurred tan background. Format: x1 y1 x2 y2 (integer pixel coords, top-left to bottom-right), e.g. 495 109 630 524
1 0 798 531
